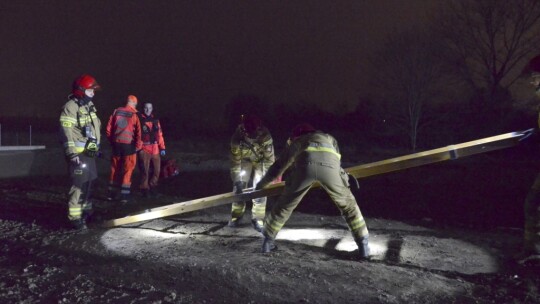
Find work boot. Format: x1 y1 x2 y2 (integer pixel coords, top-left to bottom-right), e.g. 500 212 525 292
228 217 241 228
355 236 371 260
119 194 131 204
70 219 87 230
251 219 264 233
107 191 118 201
262 236 277 253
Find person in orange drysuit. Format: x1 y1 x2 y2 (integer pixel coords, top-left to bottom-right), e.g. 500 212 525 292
137 102 166 197
106 95 143 203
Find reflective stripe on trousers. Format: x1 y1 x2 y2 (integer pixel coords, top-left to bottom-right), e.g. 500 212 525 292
264 161 368 240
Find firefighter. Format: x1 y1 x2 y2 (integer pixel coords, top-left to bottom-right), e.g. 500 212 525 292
229 114 275 232
255 123 370 259
516 55 540 264
137 102 166 197
106 95 143 203
59 74 102 229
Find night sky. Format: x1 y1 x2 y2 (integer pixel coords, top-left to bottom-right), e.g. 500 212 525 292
0 1 437 127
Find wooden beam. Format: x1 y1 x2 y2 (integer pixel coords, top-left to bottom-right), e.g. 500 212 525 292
97 129 533 228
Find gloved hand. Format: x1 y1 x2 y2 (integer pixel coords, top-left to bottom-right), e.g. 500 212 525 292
233 181 246 194
70 155 80 165
160 150 166 156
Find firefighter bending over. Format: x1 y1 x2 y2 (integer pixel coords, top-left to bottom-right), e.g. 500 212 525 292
516 55 540 264
59 74 102 229
256 123 370 259
229 114 275 232
106 95 143 203
137 102 166 197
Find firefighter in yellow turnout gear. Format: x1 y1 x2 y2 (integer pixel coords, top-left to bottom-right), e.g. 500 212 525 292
59 74 102 229
256 123 370 259
229 115 275 232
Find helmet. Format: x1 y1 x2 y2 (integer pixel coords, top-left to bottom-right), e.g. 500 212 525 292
241 114 263 138
72 74 101 98
290 123 316 140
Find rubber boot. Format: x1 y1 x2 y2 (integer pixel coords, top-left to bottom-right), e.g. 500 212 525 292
262 236 277 253
228 216 242 228
70 218 87 230
355 236 370 260
251 219 264 233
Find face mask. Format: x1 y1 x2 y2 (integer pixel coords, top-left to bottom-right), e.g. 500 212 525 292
84 89 95 98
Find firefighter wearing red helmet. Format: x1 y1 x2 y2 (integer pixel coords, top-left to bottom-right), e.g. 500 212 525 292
58 74 102 229
256 123 370 259
228 114 275 232
516 55 540 264
106 95 143 203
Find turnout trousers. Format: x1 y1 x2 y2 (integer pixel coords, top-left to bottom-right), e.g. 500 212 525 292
67 154 97 221
264 161 368 240
231 161 267 222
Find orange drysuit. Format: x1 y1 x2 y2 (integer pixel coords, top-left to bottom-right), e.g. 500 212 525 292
138 113 166 191
106 100 142 200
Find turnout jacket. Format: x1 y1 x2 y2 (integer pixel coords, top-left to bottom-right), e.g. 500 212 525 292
230 125 275 182
258 131 341 188
59 96 102 159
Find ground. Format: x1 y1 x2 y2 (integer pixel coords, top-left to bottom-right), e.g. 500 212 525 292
1 144 539 303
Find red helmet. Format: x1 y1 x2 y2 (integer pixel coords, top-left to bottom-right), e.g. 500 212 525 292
241 114 263 138
72 74 101 98
290 123 316 140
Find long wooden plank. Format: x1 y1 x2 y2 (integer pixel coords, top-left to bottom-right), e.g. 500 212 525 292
97 129 533 228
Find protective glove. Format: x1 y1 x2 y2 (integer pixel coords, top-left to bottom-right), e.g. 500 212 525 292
160 150 166 156
70 155 80 165
233 181 246 194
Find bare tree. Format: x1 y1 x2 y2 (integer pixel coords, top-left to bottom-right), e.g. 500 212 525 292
369 29 460 151
438 0 540 106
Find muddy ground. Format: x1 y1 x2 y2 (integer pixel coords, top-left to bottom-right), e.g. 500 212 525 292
1 143 540 303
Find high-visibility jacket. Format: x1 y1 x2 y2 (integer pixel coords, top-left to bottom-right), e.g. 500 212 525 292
59 97 102 159
258 131 341 187
230 125 275 182
138 113 165 155
106 105 143 152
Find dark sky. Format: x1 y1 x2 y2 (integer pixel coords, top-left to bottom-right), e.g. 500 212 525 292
0 1 438 126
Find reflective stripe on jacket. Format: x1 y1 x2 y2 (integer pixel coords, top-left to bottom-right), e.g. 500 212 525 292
230 125 275 182
258 131 341 187
59 97 101 158
106 106 143 151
